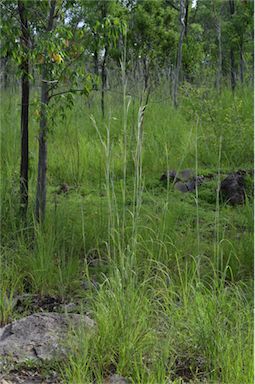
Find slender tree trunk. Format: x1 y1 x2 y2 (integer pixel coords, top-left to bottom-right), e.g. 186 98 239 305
4 61 8 89
172 0 186 108
183 0 190 80
35 0 56 223
229 0 236 92
216 19 222 93
143 57 149 90
239 37 244 84
1 57 8 89
93 48 99 90
94 50 99 76
35 69 48 223
184 0 189 38
18 1 30 218
101 1 108 119
230 49 236 91
101 45 108 119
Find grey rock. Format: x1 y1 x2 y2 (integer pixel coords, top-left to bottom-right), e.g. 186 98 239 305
0 312 95 365
174 181 189 193
174 176 204 193
177 169 194 182
160 169 194 183
160 169 204 194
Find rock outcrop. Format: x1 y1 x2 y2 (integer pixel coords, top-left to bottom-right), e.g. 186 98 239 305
160 168 252 204
160 169 204 193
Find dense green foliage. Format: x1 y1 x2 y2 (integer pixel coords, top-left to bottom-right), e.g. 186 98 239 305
1 85 253 382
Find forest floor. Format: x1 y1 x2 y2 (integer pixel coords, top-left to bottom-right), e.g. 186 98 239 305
0 85 253 383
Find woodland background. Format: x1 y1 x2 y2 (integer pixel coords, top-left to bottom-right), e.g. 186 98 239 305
0 1 254 383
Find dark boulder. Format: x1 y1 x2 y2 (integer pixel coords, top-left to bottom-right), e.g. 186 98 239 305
160 170 177 182
220 172 246 205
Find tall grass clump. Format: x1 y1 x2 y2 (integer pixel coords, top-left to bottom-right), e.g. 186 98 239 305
61 77 253 382
63 260 253 383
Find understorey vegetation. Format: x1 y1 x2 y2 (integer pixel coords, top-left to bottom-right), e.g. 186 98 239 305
0 1 253 383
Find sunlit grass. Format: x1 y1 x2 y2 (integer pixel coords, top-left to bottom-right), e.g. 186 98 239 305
0 85 253 382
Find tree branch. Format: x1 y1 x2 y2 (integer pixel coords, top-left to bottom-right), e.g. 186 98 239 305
48 88 85 100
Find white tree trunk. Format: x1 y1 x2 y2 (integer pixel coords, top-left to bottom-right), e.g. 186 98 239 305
172 0 186 108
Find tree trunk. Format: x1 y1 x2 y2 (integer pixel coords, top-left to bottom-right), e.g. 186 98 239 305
35 69 48 223
172 0 186 108
18 0 30 218
184 0 189 38
239 37 244 84
35 0 56 223
101 1 108 119
93 48 99 90
143 57 149 90
4 61 8 89
101 45 107 119
230 49 236 91
229 0 236 92
216 19 222 93
1 57 9 89
94 49 99 76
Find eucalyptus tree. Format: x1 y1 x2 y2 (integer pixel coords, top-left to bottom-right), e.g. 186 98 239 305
17 1 30 217
33 0 93 222
172 0 187 107
35 0 57 223
1 0 34 217
225 0 253 86
127 0 176 92
80 0 127 118
194 0 253 90
228 0 236 91
213 0 223 93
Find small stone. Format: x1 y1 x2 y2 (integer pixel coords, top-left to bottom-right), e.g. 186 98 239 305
104 374 129 384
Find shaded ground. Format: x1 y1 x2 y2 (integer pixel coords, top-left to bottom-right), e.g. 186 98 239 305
0 367 60 384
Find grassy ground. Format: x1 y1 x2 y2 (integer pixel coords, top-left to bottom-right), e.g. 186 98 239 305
0 84 253 383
